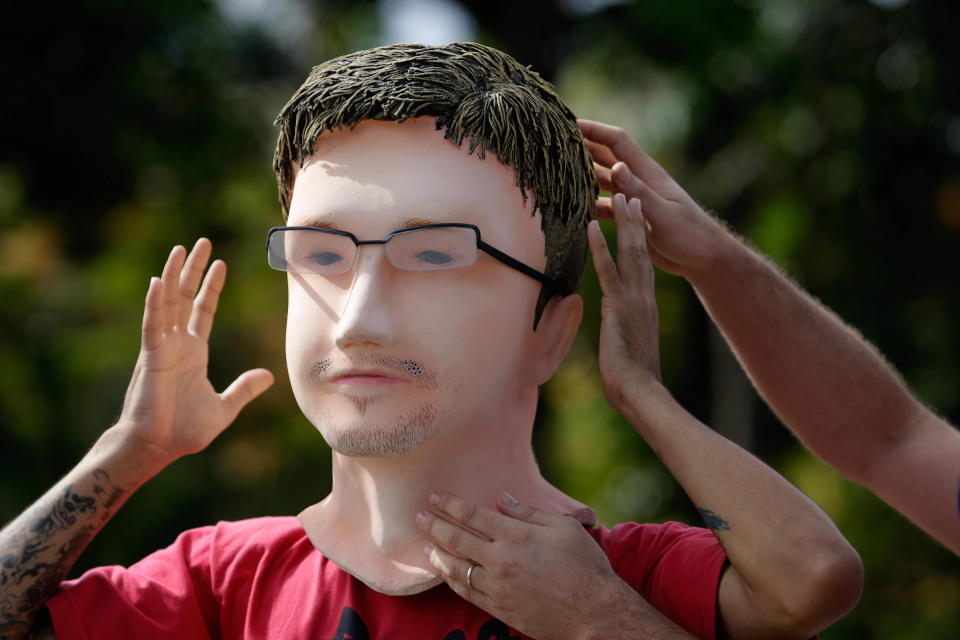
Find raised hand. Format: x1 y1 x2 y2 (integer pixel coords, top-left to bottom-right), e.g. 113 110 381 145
586 194 662 412
117 238 274 465
578 118 731 280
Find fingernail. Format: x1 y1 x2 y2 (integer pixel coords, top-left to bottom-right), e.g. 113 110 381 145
416 512 428 527
501 492 519 508
429 491 441 505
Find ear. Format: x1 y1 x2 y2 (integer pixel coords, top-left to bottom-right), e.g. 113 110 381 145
528 294 583 386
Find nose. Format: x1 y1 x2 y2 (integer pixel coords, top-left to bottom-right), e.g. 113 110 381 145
334 248 395 349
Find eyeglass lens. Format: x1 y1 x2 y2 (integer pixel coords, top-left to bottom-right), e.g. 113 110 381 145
268 227 480 275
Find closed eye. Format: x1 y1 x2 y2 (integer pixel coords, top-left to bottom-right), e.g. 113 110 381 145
308 251 346 267
415 250 455 265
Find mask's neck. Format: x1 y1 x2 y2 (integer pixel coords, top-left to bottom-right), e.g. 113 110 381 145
298 394 588 595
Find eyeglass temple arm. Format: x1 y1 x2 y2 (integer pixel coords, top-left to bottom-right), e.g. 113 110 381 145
477 241 562 291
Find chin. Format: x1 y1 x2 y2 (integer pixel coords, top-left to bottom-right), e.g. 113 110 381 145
317 404 445 457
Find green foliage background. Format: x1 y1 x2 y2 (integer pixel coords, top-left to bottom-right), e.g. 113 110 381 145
1 0 959 637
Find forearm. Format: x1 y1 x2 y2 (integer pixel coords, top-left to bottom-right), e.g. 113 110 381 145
578 575 697 640
0 425 166 639
620 382 862 636
687 233 960 551
688 233 921 482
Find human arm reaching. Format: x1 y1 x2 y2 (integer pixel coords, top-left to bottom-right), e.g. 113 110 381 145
0 239 274 640
417 194 861 639
585 193 861 639
579 118 960 555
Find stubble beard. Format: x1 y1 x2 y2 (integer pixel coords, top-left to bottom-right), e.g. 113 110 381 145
319 403 447 457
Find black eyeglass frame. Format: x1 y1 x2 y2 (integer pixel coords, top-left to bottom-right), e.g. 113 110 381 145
266 223 560 291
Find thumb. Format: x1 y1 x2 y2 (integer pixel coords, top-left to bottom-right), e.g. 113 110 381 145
497 492 564 526
220 368 275 421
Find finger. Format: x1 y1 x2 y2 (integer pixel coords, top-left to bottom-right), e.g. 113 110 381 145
160 246 186 333
593 162 614 193
595 197 614 221
565 507 598 528
219 368 275 422
613 193 644 294
584 138 617 168
141 277 165 352
577 119 670 185
587 220 624 299
611 162 666 208
612 193 633 280
429 491 506 540
625 197 654 294
189 259 226 340
497 492 568 527
176 238 213 330
417 510 488 562
611 164 677 250
425 545 495 608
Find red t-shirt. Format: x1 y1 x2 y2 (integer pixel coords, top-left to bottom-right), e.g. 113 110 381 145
47 516 726 639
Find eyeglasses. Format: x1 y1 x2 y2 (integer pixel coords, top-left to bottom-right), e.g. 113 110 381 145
266 223 558 289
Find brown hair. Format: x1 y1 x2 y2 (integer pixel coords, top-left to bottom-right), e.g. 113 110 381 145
273 42 597 326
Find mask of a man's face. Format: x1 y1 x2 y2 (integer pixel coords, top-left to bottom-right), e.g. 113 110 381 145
284 118 549 457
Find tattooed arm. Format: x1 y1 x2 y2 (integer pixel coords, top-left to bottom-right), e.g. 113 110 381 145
587 196 862 640
0 434 158 638
0 240 273 640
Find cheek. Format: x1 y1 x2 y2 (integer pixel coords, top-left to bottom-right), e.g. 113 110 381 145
285 278 338 369
434 283 536 382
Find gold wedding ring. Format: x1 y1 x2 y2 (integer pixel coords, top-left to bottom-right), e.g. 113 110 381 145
466 561 478 588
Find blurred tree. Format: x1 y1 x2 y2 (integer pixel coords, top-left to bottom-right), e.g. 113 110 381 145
1 0 959 637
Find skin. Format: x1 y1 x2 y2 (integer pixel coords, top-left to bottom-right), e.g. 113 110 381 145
0 239 274 639
0 116 862 640
578 117 960 554
288 118 592 594
419 193 863 639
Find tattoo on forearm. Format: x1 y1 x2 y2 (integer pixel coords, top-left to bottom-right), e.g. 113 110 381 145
0 469 123 635
698 508 731 531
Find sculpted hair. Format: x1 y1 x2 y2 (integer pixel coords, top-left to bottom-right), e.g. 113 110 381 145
273 42 598 325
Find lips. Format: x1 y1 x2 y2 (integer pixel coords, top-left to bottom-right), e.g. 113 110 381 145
327 369 408 385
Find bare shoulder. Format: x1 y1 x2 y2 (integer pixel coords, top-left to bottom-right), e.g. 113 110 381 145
24 609 57 640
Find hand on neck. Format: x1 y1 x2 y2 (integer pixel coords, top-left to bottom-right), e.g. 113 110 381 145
298 403 588 595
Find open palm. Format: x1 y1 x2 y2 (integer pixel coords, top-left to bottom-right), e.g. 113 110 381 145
118 239 274 466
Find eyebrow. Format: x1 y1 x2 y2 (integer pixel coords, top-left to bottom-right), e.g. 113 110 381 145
295 217 437 230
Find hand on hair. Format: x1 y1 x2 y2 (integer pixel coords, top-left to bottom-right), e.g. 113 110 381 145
115 239 274 467
418 491 650 639
579 119 730 281
586 194 663 412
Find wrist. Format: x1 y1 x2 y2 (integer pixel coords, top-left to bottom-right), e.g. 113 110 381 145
616 377 674 427
615 379 689 456
84 423 172 488
571 573 634 640
683 218 744 290
573 573 682 640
